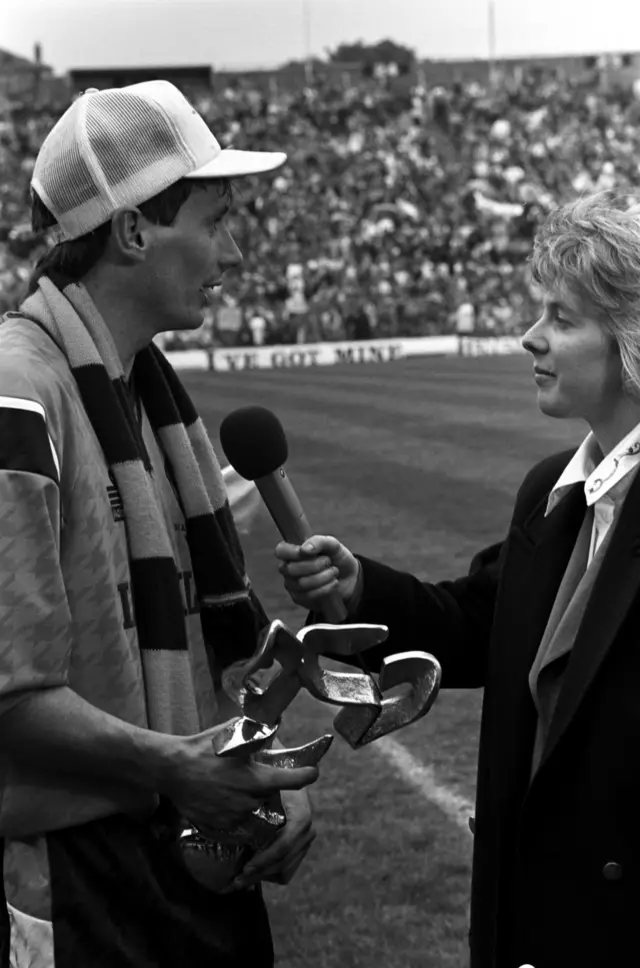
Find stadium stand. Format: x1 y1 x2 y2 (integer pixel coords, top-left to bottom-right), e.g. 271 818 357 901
2 54 640 345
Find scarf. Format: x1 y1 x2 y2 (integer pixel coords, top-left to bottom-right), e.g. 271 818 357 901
16 276 267 694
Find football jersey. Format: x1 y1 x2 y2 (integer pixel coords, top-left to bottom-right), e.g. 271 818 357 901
0 317 228 945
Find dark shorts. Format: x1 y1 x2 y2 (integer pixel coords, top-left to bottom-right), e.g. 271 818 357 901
1 809 274 968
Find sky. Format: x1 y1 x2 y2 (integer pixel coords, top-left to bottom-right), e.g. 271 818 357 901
3 0 640 74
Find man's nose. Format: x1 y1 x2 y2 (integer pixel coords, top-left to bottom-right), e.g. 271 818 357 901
218 227 243 271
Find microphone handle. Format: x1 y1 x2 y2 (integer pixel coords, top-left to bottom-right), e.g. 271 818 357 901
255 468 349 624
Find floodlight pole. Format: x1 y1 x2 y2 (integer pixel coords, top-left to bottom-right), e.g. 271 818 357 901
488 0 497 87
303 0 313 84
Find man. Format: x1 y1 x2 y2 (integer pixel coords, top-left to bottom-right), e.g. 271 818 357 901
0 81 319 967
276 194 640 967
248 307 268 346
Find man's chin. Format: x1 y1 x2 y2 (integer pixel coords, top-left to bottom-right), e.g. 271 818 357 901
163 313 206 334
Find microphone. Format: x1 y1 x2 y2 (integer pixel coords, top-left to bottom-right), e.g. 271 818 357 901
219 406 348 625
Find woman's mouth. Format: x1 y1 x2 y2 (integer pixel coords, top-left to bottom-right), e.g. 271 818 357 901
533 367 556 384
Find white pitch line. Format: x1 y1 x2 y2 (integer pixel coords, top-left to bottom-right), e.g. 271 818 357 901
372 735 475 835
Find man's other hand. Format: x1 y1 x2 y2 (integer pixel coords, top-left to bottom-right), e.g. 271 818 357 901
230 788 315 890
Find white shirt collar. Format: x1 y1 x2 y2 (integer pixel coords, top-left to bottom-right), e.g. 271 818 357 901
546 421 640 517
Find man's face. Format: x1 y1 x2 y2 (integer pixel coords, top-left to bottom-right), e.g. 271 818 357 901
521 287 623 423
140 181 242 332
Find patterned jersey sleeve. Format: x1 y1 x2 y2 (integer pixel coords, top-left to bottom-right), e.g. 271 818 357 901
0 385 72 704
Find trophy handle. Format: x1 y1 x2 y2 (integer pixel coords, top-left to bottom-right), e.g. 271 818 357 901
296 622 389 657
333 651 442 748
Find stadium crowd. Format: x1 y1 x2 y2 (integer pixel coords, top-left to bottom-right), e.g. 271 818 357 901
2 62 640 346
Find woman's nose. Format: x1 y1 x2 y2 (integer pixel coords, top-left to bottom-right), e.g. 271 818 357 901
521 317 548 354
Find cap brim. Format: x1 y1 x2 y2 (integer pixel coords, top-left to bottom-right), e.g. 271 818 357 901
187 148 287 179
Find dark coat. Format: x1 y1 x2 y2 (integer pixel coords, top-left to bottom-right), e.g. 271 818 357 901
351 449 640 968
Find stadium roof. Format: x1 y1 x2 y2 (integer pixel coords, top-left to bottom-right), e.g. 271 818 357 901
69 65 211 78
68 64 212 90
0 47 52 74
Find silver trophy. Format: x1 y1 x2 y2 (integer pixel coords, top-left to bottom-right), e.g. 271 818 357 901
180 407 443 890
177 618 441 892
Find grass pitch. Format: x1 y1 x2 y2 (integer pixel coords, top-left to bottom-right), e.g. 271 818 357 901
183 354 583 968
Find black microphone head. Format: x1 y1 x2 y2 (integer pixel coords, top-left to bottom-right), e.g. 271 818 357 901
220 406 288 481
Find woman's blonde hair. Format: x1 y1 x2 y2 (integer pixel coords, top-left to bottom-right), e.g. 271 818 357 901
531 193 640 397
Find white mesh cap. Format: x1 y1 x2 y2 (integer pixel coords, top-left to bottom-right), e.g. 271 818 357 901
31 80 287 241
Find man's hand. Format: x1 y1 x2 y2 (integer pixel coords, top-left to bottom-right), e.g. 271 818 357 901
275 534 360 610
231 788 315 890
0 690 316 839
159 723 319 832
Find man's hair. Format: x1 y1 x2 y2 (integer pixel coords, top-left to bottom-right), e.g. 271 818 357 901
531 193 640 397
28 178 231 295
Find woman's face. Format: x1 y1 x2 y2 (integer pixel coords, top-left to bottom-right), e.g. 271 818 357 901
521 287 624 424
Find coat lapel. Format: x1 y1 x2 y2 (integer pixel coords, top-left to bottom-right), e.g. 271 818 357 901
520 483 586 676
479 482 586 820
539 469 640 770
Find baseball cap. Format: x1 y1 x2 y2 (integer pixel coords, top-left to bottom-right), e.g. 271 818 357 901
31 80 287 242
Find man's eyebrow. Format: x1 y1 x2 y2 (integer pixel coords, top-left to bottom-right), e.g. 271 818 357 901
205 199 232 222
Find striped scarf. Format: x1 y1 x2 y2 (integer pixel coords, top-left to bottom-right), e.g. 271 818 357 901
18 276 267 694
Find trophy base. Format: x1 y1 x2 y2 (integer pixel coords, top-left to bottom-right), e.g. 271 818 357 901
174 733 334 892
177 827 256 893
